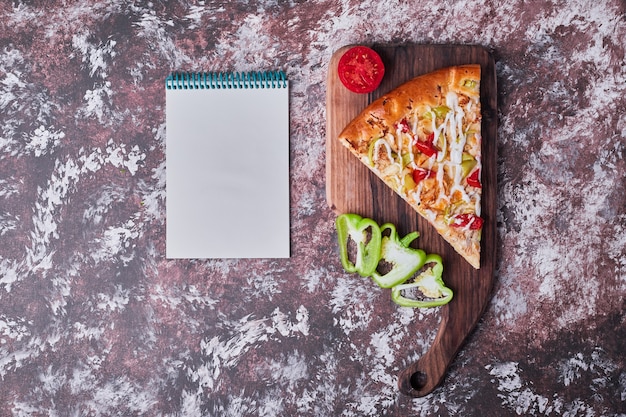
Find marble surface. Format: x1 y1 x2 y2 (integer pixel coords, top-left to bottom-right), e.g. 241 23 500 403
0 1 624 415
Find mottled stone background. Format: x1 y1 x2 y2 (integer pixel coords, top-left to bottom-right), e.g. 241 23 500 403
0 1 624 416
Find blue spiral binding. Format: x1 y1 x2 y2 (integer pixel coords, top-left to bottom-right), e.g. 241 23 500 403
165 71 288 90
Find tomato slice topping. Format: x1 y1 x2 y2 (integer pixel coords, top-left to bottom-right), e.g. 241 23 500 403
337 46 385 94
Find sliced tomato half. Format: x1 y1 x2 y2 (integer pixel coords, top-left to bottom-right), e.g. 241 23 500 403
337 46 385 94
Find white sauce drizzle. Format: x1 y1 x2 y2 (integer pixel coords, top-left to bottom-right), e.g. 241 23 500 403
373 138 392 162
446 91 466 165
450 163 471 203
422 91 482 215
436 166 449 204
395 125 411 166
372 138 402 176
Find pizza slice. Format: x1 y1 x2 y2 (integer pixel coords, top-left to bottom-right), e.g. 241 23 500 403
338 65 483 269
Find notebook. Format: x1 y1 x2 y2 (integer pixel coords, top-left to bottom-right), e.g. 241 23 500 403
165 71 290 259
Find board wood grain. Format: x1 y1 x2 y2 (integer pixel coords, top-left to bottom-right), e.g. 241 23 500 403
325 44 498 397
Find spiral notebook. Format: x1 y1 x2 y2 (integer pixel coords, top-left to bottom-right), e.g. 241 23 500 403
165 71 290 259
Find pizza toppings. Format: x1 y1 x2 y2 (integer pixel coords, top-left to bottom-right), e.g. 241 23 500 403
466 168 481 188
335 214 453 308
337 46 385 94
369 98 480 214
414 132 438 157
412 168 435 183
394 98 481 213
337 65 483 268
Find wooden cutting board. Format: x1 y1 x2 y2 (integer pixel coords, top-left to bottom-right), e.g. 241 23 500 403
325 44 497 397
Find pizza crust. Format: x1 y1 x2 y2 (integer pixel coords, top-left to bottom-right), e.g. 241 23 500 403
338 65 482 269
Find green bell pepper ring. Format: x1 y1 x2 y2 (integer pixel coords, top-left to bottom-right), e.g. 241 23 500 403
391 253 453 308
335 213 382 277
370 223 427 288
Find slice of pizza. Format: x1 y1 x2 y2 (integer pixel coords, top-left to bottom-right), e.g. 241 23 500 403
338 65 483 269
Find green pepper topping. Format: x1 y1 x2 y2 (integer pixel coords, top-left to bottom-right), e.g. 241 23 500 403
460 153 477 178
335 213 382 277
462 152 475 161
401 152 412 168
463 79 477 89
367 138 396 167
402 172 416 194
391 254 453 308
370 223 426 288
367 139 379 167
432 105 450 119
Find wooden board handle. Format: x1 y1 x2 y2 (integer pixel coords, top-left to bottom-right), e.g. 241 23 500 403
398 352 447 397
398 257 496 397
398 305 466 396
398 315 451 395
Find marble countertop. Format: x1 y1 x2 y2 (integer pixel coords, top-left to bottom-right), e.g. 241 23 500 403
0 1 624 415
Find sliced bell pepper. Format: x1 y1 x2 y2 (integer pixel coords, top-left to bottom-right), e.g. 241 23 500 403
395 118 411 134
412 167 435 183
463 79 478 89
451 213 483 230
370 223 426 288
466 168 481 188
335 213 382 277
402 173 416 194
414 132 438 157
391 254 453 308
460 153 477 178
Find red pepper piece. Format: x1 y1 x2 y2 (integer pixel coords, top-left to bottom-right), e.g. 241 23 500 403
451 213 483 230
466 168 481 188
414 132 438 157
412 168 435 183
395 118 411 134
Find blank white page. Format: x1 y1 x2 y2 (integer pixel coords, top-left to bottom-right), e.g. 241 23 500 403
166 76 290 259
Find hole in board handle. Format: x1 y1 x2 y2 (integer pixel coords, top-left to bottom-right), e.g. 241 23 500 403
410 371 427 390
